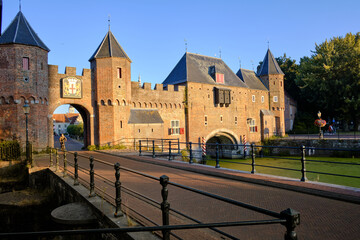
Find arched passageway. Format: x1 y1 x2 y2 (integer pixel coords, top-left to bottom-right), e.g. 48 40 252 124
206 132 238 158
51 104 91 150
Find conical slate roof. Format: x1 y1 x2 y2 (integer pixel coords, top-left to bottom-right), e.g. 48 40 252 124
89 30 131 62
0 11 50 51
257 49 283 76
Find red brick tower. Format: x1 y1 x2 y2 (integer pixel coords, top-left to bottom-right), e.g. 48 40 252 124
0 10 50 148
258 49 285 136
89 30 132 145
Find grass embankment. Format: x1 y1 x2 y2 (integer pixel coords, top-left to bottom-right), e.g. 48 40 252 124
206 156 360 188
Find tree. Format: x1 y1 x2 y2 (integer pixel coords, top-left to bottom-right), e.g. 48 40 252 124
67 124 84 138
297 32 360 129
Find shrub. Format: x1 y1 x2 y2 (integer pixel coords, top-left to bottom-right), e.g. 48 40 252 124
181 149 189 162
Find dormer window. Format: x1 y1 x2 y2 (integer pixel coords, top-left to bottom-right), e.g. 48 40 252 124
209 65 225 84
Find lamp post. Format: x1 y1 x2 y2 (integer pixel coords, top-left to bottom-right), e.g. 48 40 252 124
23 100 30 167
317 111 323 139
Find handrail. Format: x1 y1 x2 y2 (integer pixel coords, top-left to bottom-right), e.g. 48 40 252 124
47 147 301 240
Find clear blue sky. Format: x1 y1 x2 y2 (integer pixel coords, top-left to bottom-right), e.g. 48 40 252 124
2 0 359 113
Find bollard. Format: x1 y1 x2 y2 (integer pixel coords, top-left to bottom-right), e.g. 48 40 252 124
89 156 96 197
168 141 172 161
189 142 193 164
215 143 220 168
74 152 79 185
300 146 307 182
55 149 59 172
114 163 123 217
251 144 256 174
63 151 67 177
152 140 155 158
139 140 142 156
49 147 53 167
281 208 300 240
160 175 170 240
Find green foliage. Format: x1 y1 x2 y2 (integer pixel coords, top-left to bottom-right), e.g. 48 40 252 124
87 144 127 151
290 111 319 134
0 140 21 161
181 149 189 162
67 124 84 138
87 145 97 151
297 32 360 128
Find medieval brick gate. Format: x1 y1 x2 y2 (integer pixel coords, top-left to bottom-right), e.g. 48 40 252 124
48 66 94 149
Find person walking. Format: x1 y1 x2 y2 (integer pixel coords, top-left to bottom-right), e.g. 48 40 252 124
59 134 67 151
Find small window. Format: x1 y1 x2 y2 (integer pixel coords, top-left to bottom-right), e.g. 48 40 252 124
22 57 29 70
252 95 255 102
273 96 278 102
249 119 257 133
40 62 44 70
120 121 123 128
235 117 238 125
220 115 223 123
281 81 283 87
170 120 180 135
261 96 264 103
118 68 122 78
205 115 208 126
138 129 140 133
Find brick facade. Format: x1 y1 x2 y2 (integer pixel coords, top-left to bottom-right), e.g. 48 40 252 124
0 10 285 150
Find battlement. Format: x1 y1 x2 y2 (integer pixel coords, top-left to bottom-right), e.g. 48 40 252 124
131 81 185 92
48 65 91 78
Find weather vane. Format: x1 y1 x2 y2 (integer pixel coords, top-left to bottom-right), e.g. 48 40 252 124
184 39 187 52
19 0 21 11
108 14 111 30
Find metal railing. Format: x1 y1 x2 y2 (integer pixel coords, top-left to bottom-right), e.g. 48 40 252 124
0 148 301 240
0 141 21 161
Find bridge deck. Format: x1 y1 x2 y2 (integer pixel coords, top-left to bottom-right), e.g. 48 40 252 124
34 151 360 240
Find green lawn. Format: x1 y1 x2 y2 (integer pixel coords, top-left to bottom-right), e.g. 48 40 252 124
205 156 360 188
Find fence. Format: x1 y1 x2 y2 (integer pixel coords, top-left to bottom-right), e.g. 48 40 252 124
136 139 360 187
0 140 21 161
0 148 301 239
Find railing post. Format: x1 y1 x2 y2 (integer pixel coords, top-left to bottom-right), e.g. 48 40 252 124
139 140 142 156
147 138 149 151
215 143 220 168
251 144 256 174
160 175 170 240
189 142 193 164
281 208 300 240
74 152 79 185
177 138 180 154
300 146 307 182
114 163 123 217
55 149 59 172
89 156 96 197
161 139 164 152
63 151 67 177
152 140 155 158
168 141 172 161
49 147 53 167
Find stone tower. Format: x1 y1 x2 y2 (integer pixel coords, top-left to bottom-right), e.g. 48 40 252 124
89 30 132 145
257 49 285 136
0 10 50 148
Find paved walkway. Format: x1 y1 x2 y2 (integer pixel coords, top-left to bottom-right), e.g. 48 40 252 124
33 151 360 240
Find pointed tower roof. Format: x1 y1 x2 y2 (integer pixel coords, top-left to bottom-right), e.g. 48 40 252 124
0 11 49 51
257 49 283 76
89 30 131 62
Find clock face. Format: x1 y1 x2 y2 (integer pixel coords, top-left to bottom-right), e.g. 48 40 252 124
62 77 82 99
